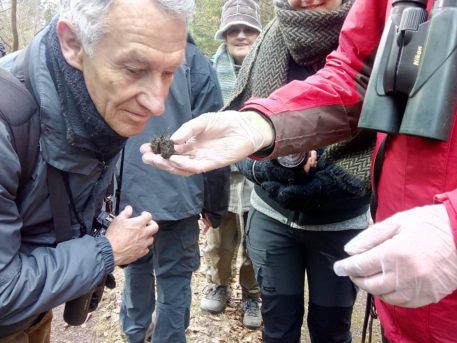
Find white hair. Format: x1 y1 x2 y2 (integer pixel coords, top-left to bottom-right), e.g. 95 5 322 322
59 0 194 57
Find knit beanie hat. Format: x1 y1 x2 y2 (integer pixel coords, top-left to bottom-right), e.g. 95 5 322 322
214 0 262 41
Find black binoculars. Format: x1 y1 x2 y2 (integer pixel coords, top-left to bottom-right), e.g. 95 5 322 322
358 0 457 141
63 275 108 326
63 211 116 326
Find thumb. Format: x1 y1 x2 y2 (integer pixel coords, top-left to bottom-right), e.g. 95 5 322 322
171 113 211 144
344 221 399 255
117 205 133 219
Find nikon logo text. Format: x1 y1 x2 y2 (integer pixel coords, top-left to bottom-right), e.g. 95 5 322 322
413 46 423 66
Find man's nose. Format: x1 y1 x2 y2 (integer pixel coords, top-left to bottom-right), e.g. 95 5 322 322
137 84 165 117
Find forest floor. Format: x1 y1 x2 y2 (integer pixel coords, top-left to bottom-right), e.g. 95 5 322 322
51 226 382 343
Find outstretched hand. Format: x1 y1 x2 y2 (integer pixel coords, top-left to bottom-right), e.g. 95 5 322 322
141 111 274 176
334 204 457 308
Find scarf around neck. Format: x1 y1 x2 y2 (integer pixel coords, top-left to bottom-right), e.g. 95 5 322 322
224 0 354 111
46 17 126 162
224 0 376 211
214 43 239 105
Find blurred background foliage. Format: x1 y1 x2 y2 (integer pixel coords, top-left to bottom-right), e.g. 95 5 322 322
0 0 58 52
0 0 275 57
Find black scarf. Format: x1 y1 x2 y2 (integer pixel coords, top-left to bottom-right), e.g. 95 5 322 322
46 17 126 162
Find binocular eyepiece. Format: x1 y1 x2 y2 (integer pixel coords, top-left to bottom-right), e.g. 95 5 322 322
358 0 457 141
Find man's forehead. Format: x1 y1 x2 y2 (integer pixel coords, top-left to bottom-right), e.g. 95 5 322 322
123 48 186 68
103 1 187 51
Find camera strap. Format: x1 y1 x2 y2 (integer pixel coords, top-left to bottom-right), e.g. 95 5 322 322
47 164 73 243
369 135 390 221
47 163 92 243
361 134 390 343
114 147 125 215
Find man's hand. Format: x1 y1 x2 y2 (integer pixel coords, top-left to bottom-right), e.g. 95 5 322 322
140 111 274 176
200 213 213 234
334 204 457 308
104 205 158 266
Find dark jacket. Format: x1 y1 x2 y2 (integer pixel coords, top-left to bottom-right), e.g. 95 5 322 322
0 26 114 336
118 35 229 226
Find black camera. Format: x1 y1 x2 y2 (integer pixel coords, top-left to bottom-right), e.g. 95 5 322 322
63 209 116 326
358 0 457 141
91 210 115 237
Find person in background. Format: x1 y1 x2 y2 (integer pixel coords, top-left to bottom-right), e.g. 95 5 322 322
0 0 193 341
0 42 5 57
229 0 373 341
199 0 263 330
140 0 457 341
118 33 229 343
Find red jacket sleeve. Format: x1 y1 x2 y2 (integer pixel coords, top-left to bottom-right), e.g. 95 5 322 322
242 0 389 159
435 191 457 249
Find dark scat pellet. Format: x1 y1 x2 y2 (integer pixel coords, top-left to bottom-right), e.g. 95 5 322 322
159 139 175 159
150 135 175 159
150 137 161 154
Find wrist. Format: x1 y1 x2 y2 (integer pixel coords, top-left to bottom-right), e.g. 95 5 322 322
95 236 115 273
245 110 275 153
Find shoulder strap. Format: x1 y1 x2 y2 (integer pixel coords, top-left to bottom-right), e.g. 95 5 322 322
369 135 389 222
47 164 73 243
0 65 40 191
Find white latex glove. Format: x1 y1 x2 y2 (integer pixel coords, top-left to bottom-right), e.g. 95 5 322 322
334 204 457 308
140 111 274 176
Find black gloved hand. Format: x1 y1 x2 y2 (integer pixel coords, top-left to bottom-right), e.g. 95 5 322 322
236 158 310 185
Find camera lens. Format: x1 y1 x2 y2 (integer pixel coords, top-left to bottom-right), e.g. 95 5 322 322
277 153 308 168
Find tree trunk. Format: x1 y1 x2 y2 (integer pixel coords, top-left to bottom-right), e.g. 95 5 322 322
11 0 18 51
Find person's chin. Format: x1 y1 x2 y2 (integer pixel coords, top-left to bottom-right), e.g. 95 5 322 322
112 112 149 137
234 50 248 60
117 124 146 138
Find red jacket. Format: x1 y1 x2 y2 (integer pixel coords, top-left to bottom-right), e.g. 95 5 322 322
243 0 457 341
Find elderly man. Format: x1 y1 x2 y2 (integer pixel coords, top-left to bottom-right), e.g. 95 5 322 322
0 0 193 341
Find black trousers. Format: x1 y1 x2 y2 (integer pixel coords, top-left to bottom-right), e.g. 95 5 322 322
246 209 360 343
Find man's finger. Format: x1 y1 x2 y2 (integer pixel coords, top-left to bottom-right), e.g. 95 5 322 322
117 205 133 219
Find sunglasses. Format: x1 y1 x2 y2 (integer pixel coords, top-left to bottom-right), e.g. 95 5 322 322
225 27 258 37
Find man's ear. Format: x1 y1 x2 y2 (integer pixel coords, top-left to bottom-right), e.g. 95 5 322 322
56 20 84 71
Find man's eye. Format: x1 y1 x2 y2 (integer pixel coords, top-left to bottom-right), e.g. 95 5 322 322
126 67 145 76
162 71 174 79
